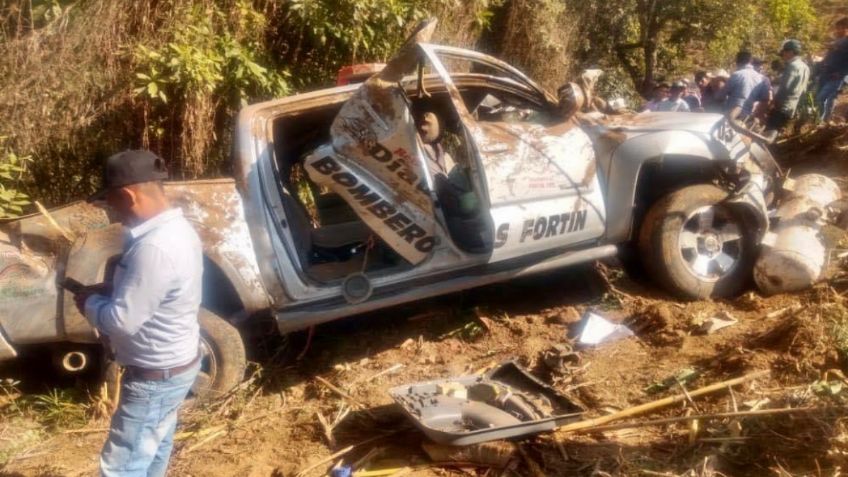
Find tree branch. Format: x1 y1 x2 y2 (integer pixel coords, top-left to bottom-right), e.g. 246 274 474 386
614 44 643 94
615 42 643 51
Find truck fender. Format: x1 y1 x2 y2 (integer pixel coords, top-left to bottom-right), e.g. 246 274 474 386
605 131 724 243
201 247 270 318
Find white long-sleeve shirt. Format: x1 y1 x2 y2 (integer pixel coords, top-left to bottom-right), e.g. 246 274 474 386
85 208 202 369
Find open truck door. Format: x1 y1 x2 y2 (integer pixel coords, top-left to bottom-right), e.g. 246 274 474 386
417 44 607 262
304 21 442 265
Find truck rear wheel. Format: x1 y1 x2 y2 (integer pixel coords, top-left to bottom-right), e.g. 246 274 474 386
638 184 756 299
192 308 246 398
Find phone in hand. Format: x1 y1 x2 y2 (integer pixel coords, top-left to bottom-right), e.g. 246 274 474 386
60 277 88 295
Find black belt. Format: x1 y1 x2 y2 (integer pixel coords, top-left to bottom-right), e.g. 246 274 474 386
125 353 201 381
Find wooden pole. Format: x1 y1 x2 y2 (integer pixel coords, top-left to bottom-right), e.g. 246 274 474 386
571 406 843 434
556 370 769 435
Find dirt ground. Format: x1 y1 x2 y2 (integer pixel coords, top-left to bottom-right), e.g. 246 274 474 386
2 123 848 477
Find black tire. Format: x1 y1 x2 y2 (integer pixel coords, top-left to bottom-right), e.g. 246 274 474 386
638 184 756 300
193 308 246 399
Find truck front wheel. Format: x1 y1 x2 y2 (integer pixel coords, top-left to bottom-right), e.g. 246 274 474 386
638 184 756 300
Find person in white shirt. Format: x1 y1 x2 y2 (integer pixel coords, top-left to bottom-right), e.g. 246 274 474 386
76 150 203 477
657 81 692 112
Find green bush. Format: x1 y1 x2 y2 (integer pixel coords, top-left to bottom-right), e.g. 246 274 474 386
0 137 32 218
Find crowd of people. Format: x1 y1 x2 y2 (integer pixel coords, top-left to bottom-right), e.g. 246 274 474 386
642 16 848 140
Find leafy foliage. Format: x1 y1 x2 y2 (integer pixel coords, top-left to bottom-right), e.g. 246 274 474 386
571 0 822 95
288 0 427 59
133 2 290 108
131 1 291 177
0 138 32 218
266 0 437 87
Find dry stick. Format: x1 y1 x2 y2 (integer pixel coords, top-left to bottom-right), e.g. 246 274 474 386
728 386 739 412
61 427 109 434
35 201 75 242
556 370 769 435
554 439 569 462
675 379 701 413
295 444 355 477
314 376 377 418
699 437 751 443
516 445 546 477
316 411 336 447
352 447 383 469
570 406 842 434
350 363 404 387
185 429 227 453
294 431 403 477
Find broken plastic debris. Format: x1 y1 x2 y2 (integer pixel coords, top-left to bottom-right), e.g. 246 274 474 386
693 311 738 335
577 312 634 345
644 368 701 394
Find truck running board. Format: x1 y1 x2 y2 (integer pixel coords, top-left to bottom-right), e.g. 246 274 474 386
275 244 617 334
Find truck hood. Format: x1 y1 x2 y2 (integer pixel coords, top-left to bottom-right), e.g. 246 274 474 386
601 112 724 135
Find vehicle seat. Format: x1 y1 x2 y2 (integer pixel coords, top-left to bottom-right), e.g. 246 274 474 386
314 192 361 225
311 221 370 249
281 189 371 257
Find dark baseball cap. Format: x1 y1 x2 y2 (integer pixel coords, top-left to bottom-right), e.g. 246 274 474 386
89 150 169 201
780 39 802 54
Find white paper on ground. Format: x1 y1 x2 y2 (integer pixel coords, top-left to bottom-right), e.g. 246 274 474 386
577 312 635 345
696 311 738 334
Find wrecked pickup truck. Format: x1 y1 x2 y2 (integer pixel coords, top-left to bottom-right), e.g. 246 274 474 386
0 20 837 394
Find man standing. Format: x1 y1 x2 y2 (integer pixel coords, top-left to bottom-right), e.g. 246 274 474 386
657 81 692 112
75 150 202 477
742 59 782 124
684 71 710 111
766 39 811 139
815 17 848 122
643 82 670 111
702 69 729 113
723 51 764 114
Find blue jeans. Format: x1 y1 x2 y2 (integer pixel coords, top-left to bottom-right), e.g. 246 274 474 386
816 78 844 121
101 360 200 477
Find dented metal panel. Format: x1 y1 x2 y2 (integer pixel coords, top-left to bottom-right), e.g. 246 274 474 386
421 44 554 105
63 223 123 341
0 201 112 346
474 121 607 261
0 237 60 344
165 180 270 313
0 180 269 359
476 121 597 204
305 21 441 265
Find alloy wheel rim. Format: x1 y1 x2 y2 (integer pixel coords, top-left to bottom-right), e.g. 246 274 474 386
678 205 743 282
